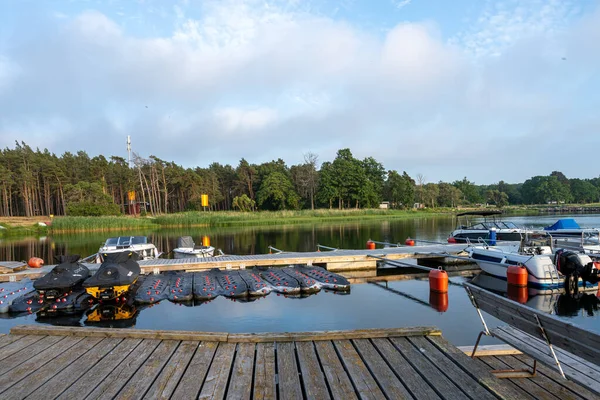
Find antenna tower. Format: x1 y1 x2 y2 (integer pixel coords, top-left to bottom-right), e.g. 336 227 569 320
127 135 132 167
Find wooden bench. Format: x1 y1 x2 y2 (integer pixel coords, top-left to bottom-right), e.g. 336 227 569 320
464 282 600 395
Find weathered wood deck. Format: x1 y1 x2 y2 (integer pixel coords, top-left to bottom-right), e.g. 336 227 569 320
0 325 586 400
0 244 469 282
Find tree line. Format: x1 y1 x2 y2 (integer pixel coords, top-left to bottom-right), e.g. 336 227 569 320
0 142 598 217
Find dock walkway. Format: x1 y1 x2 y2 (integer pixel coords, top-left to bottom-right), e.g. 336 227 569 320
0 243 468 282
0 325 587 399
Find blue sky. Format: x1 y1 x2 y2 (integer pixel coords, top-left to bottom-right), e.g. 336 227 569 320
1 0 599 184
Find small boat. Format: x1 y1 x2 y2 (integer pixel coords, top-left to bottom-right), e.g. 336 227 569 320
33 255 90 300
467 244 599 293
448 211 529 243
83 252 141 301
95 236 161 263
172 236 215 259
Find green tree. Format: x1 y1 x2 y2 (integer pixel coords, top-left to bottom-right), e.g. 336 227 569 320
232 194 256 212
384 170 415 209
570 179 598 203
486 189 509 207
453 177 481 204
256 171 300 210
437 182 462 207
64 181 120 216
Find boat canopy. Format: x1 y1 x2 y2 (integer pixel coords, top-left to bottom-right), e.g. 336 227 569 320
456 210 503 217
177 236 195 248
544 219 581 231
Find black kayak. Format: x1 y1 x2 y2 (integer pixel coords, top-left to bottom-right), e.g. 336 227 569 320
134 274 170 304
214 269 248 298
296 265 351 291
83 252 141 301
238 269 272 296
281 267 321 293
34 255 90 299
258 268 301 295
167 273 194 302
193 270 223 301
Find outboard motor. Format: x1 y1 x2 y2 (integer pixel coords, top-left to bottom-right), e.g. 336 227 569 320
555 250 600 294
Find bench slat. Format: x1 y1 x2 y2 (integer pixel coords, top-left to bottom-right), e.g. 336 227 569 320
465 283 600 365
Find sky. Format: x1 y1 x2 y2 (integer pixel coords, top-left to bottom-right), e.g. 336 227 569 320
1 0 599 184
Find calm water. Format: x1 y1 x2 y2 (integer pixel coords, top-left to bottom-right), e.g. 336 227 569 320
0 213 599 344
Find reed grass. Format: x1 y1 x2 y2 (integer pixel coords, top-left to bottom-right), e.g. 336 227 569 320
50 216 156 232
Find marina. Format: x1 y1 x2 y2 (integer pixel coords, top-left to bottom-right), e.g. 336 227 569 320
0 325 594 399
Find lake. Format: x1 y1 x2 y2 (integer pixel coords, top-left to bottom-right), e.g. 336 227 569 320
0 213 599 345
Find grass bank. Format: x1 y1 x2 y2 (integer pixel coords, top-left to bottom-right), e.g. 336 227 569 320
49 216 156 233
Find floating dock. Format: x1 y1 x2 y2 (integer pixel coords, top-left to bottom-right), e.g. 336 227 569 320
0 244 469 283
0 325 591 399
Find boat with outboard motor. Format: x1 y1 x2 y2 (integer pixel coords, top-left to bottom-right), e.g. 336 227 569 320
94 236 161 263
173 236 216 259
447 211 529 243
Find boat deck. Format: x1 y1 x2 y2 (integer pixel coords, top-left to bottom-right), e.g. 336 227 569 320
0 325 590 399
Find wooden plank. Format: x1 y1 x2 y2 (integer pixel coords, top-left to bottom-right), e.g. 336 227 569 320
458 344 523 356
228 327 441 343
1 336 102 400
253 342 276 400
0 335 45 361
114 340 180 400
0 334 25 349
352 339 412 400
333 339 385 400
276 341 303 400
409 336 497 400
226 343 255 400
475 357 536 400
27 338 123 400
514 354 600 400
56 338 144 400
198 342 236 400
427 335 526 400
480 355 561 400
466 283 600 364
295 341 331 400
314 341 356 400
499 355 584 400
0 335 64 376
85 339 161 400
143 340 198 400
371 338 440 400
0 336 83 394
10 324 228 341
493 327 600 395
171 341 218 400
390 337 466 399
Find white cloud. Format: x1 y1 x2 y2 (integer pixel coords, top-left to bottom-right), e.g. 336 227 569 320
0 0 599 183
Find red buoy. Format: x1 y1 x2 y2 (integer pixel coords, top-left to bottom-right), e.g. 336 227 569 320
507 285 528 304
366 240 376 250
405 238 415 246
447 236 457 244
429 269 448 293
28 257 44 268
507 265 528 287
429 291 449 312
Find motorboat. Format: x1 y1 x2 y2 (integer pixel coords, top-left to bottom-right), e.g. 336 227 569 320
95 236 161 263
447 211 530 243
467 244 599 293
542 218 600 253
172 236 215 259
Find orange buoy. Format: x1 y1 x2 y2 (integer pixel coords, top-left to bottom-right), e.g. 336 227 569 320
429 291 449 312
429 269 448 293
507 284 528 304
447 236 457 243
202 236 210 247
28 257 44 268
405 238 415 246
366 240 376 250
507 265 528 287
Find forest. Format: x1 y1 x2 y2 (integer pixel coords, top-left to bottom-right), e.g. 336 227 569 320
1 142 599 217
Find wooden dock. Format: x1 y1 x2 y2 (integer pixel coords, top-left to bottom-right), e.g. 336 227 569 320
0 244 469 282
0 325 588 400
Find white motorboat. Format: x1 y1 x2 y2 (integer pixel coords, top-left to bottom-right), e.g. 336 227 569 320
447 211 530 243
467 244 598 293
95 236 161 263
173 236 215 259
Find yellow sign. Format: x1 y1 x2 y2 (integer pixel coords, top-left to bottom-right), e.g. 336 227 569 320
201 194 209 207
128 191 136 201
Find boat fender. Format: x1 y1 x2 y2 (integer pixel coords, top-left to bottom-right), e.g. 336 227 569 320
507 265 528 287
28 257 44 268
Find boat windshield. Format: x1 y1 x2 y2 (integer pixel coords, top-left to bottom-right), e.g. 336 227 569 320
131 236 148 245
105 237 118 246
117 237 132 246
